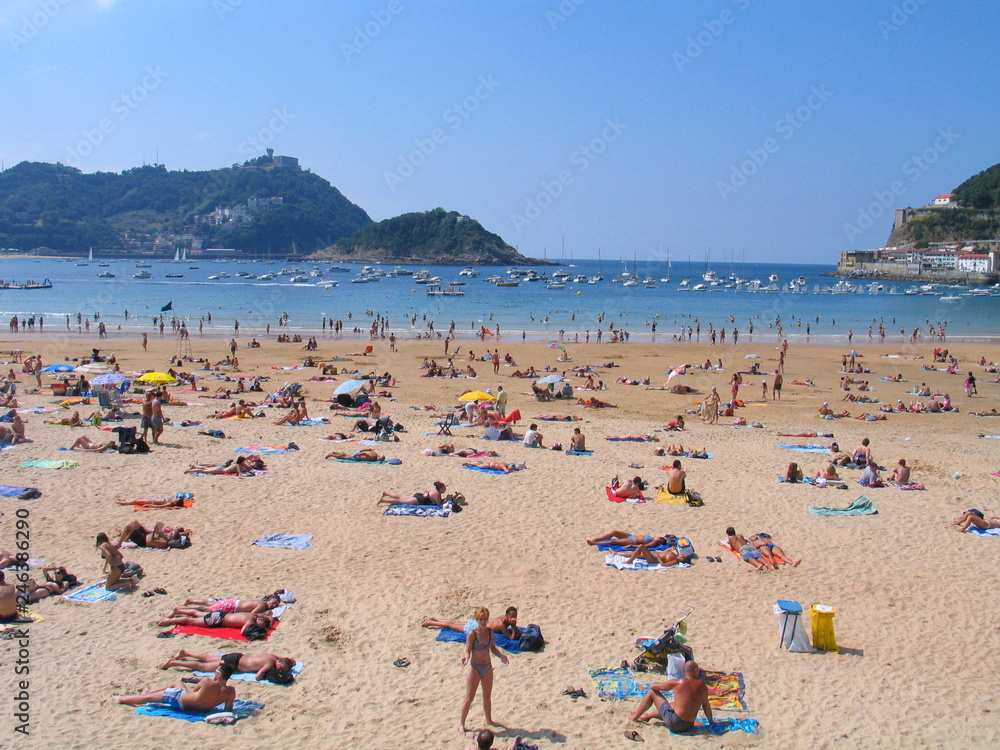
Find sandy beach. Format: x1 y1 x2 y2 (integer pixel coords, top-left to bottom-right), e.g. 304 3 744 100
1 329 998 749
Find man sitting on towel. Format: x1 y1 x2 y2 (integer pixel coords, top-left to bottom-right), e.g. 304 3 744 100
113 663 236 712
627 660 714 732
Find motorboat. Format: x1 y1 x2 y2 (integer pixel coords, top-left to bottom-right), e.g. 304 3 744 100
572 274 589 283
495 279 520 287
0 278 53 289
546 280 567 289
327 266 352 273
257 273 276 280
426 283 465 296
459 267 478 277
678 279 691 288
97 271 117 278
691 283 708 291
702 270 718 283
165 273 184 278
768 273 779 283
289 275 310 283
133 270 152 279
135 260 151 268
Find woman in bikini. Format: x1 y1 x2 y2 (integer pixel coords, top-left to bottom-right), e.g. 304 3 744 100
96 533 138 592
18 567 78 603
783 462 804 483
114 496 186 508
586 530 667 547
953 509 1000 532
184 457 254 475
461 459 524 473
378 481 447 507
459 606 509 734
324 448 385 461
116 521 190 550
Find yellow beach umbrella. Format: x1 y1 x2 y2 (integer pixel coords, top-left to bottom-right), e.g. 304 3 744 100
458 390 496 402
136 371 177 384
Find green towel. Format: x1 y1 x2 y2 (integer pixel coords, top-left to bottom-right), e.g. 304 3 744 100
19 459 79 469
809 495 877 516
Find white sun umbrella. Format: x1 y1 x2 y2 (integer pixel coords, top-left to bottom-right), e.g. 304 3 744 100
333 379 368 395
90 372 129 386
75 362 114 375
537 373 565 385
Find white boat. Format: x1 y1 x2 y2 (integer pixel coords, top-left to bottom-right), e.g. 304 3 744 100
459 267 478 277
315 280 339 288
546 280 567 289
495 279 520 287
165 273 184 278
679 279 691 288
552 270 570 281
692 283 708 291
483 276 502 284
97 271 117 278
257 273 276 281
76 247 94 266
426 283 465 296
572 274 589 283
939 295 962 302
289 276 310 283
135 260 151 268
133 270 152 279
768 273 779 283
702 270 718 283
310 269 324 277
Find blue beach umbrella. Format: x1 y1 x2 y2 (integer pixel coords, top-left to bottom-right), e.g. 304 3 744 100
41 364 74 373
90 372 129 386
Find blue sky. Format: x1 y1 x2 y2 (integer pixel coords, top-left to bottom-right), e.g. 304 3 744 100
1 0 997 263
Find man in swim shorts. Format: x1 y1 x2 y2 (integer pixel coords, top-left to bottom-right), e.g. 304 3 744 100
726 527 771 570
159 650 297 683
113 663 236 712
628 660 714 732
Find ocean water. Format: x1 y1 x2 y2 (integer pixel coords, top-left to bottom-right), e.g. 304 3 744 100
0 257 997 342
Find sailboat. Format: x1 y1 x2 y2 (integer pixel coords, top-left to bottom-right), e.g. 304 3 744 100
660 249 671 283
173 248 181 262
76 247 93 266
589 249 603 283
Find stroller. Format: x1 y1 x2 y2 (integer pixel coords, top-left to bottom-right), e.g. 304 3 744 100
112 425 150 454
631 605 695 674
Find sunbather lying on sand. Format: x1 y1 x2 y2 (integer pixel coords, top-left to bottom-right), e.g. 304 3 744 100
605 433 658 441
726 527 772 571
777 431 835 438
433 444 498 457
610 475 646 498
115 496 188 508
422 606 522 639
209 403 255 419
44 411 82 426
324 448 385 461
750 533 800 567
377 481 448 507
184 457 258 475
69 435 118 452
113 665 236 711
587 530 667 547
577 397 616 408
167 593 281 618
462 459 524 473
622 544 690 566
117 521 190 549
534 414 580 421
953 509 1000 532
17 566 78 603
854 412 887 421
159 650 297 684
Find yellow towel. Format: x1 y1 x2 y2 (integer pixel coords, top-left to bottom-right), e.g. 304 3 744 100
655 488 688 504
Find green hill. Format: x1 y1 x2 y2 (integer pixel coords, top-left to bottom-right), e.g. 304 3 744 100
0 159 372 254
316 208 551 266
954 162 1000 209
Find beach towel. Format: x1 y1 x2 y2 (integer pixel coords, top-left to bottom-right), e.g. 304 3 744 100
778 444 831 453
290 418 329 426
680 451 713 459
778 476 820 484
330 457 388 464
606 436 655 442
19 459 78 469
131 497 195 511
992 472 1000 478
434 627 522 654
878 377 906 382
588 666 748 711
0 485 31 497
604 553 689 571
193 660 304 684
968 526 1000 537
655 488 688 504
679 717 759 735
606 486 646 503
894 482 926 490
809 495 878 516
234 446 289 454
983 436 1000 439
134 699 264 723
596 542 670 552
170 619 280 642
252 534 312 550
717 540 788 565
462 465 519 474
189 470 266 478
2 558 42 571
382 501 452 517
566 450 593 456
63 581 118 603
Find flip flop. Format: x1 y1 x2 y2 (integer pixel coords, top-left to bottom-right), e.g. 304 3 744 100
393 657 410 668
154 588 168 595
623 730 643 741
142 590 155 597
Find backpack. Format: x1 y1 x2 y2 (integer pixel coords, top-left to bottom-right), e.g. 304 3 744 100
518 624 544 652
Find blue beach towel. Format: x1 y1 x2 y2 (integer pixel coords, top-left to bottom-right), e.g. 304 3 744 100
194 661 304 684
679 717 759 735
234 446 288 454
778 445 831 453
0 485 30 497
461 465 520 474
809 495 878 516
291 419 329 426
330 457 388 464
566 450 593 456
597 543 669 552
778 476 815 484
252 534 313 550
135 699 263 723
383 501 451 517
435 627 522 654
63 581 118 602
968 526 1000 537
604 553 690 571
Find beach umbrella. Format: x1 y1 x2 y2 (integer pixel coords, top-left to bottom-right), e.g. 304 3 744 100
459 390 496 402
75 362 114 375
547 343 564 349
41 364 74 373
136 371 176 384
90 372 129 386
537 373 565 385
333 379 367 395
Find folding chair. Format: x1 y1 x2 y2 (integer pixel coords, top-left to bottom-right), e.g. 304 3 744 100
108 390 126 410
436 412 457 436
96 390 113 409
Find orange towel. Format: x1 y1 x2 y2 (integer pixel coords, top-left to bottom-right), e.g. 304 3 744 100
131 498 195 512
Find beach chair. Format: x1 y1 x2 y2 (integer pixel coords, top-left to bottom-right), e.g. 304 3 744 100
436 411 457 436
96 389 113 409
108 389 126 410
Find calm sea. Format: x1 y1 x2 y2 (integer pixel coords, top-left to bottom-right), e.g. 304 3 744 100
1 257 997 342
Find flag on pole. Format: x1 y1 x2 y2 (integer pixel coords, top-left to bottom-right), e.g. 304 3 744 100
161 301 173 312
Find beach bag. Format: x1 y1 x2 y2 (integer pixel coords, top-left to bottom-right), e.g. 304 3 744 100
122 561 143 578
519 624 544 652
686 492 704 507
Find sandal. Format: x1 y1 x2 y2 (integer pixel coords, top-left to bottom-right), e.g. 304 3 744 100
142 590 155 597
623 730 643 741
393 658 410 668
154 588 168 595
